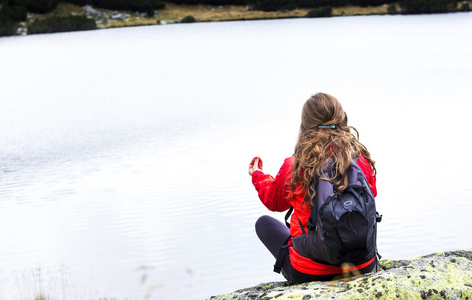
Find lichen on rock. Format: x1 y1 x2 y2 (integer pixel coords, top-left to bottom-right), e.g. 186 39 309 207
209 249 472 299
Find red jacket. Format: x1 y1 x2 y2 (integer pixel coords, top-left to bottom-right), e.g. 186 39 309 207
252 156 377 275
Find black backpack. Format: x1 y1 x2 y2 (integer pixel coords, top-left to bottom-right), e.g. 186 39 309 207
276 159 381 271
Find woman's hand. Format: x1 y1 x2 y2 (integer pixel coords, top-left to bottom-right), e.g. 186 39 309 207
248 156 263 176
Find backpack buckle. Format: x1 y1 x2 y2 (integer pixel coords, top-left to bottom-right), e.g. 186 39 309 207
376 212 383 223
307 225 317 231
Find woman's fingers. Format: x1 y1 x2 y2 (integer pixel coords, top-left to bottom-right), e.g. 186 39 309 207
257 157 263 170
249 156 263 176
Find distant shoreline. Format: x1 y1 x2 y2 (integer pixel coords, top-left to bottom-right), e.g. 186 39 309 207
27 2 393 30
7 1 472 36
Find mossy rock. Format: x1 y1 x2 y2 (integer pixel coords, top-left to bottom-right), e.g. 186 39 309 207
209 249 472 299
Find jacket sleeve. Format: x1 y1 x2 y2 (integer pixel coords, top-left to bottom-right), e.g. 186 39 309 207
251 157 293 212
357 155 377 197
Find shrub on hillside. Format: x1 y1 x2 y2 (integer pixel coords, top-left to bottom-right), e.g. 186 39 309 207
296 0 327 8
165 0 245 4
399 0 457 13
254 0 295 11
254 0 352 11
306 5 332 16
0 17 18 36
181 15 196 22
204 0 246 4
8 0 58 14
0 1 26 36
61 0 91 5
351 0 395 7
387 3 398 13
460 1 469 10
91 0 165 13
29 0 58 13
28 15 96 34
0 3 27 21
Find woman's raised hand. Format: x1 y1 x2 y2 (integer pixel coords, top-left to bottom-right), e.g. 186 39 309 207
248 156 263 176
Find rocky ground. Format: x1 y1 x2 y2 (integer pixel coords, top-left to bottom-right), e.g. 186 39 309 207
209 249 472 299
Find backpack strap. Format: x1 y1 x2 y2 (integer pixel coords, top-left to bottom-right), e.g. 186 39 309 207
285 205 311 237
306 180 319 232
274 236 292 274
274 244 291 273
308 161 336 232
284 206 293 228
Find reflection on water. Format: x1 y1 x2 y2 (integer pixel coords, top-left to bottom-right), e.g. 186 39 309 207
1 13 472 299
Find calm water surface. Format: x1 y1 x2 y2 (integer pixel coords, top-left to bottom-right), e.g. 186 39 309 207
1 13 472 299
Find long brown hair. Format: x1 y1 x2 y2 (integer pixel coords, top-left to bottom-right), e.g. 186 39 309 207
289 93 376 205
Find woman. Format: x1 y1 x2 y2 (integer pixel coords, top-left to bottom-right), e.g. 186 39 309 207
248 92 377 283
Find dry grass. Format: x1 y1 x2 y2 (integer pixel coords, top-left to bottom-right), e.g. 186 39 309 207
154 2 391 22
55 3 85 16
156 2 311 21
332 5 389 15
104 17 158 28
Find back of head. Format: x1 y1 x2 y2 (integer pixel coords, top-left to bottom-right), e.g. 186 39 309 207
290 93 375 204
300 93 347 132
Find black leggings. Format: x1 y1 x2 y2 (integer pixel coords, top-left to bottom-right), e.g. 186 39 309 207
255 215 376 283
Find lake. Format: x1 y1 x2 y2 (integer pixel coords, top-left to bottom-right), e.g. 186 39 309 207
1 12 471 300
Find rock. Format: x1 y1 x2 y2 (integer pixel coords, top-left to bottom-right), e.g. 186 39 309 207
209 249 472 299
111 13 124 20
84 5 96 14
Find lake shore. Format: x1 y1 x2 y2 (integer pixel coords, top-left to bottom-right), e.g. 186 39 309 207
20 1 394 33
105 2 392 27
11 1 471 36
